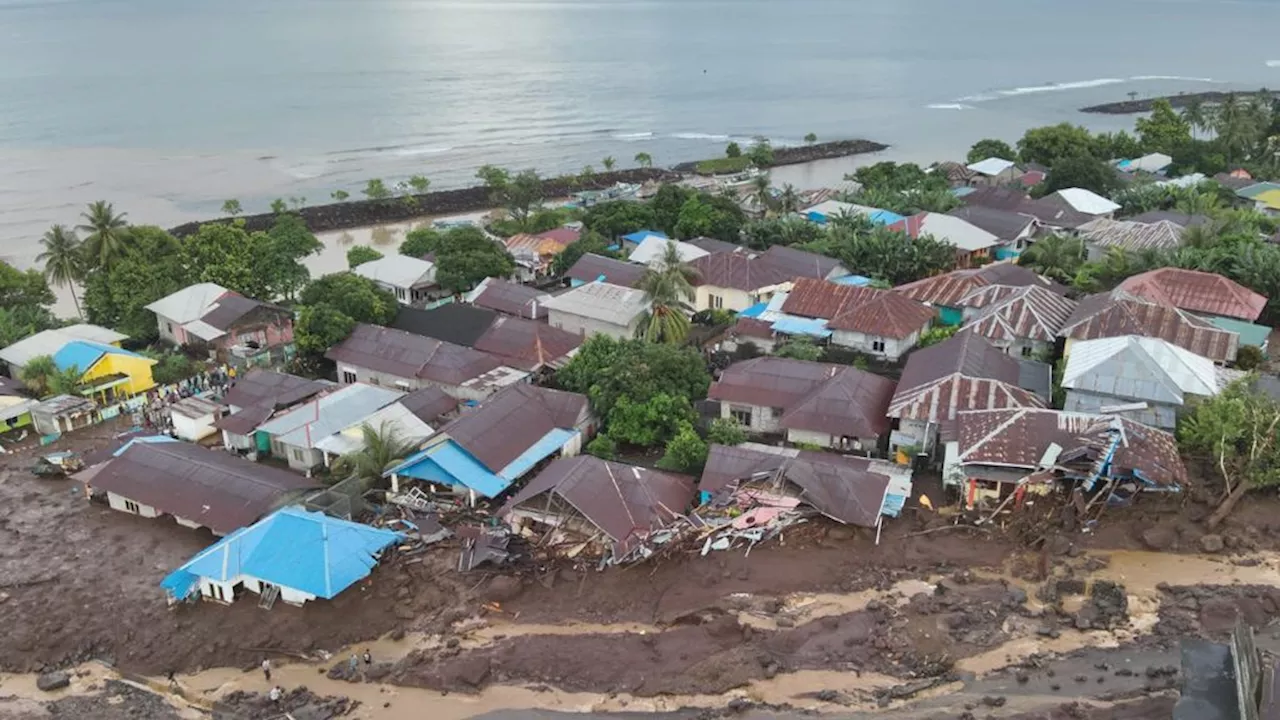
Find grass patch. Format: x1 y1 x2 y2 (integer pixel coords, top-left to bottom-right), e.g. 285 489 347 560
694 156 754 175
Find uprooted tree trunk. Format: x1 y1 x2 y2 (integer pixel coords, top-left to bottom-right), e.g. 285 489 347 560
1205 411 1280 530
1207 476 1252 530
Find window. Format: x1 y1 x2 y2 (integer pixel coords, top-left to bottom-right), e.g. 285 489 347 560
771 407 784 418
872 339 886 352
396 287 407 301
341 370 358 384
123 499 140 514
292 449 305 462
1021 346 1033 358
709 294 724 309
730 408 752 426
165 322 173 335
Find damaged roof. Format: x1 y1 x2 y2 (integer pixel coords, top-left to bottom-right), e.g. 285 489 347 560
397 386 460 426
709 357 896 438
894 263 1062 309
389 304 498 347
500 455 695 557
83 440 317 535
953 408 1186 487
783 278 935 339
326 324 504 386
1059 292 1238 364
472 316 583 371
563 253 647 288
435 384 588 473
960 285 1078 343
1116 268 1266 322
889 331 1044 422
1077 218 1186 253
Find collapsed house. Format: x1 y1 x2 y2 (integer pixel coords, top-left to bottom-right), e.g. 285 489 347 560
943 407 1187 510
500 455 695 563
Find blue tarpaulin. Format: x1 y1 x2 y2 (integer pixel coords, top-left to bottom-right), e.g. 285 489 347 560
830 274 873 287
622 230 667 244
738 302 769 318
770 316 831 338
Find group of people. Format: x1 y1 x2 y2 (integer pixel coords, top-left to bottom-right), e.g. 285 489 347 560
138 364 240 433
258 650 373 704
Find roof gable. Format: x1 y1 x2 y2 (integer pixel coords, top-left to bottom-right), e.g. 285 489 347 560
961 285 1078 343
145 283 230 324
564 253 647 288
783 278 933 338
1059 293 1238 364
1116 268 1266 322
326 324 504 385
1062 336 1220 403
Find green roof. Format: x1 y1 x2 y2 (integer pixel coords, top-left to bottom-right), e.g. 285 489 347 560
1207 316 1271 349
1236 182 1280 200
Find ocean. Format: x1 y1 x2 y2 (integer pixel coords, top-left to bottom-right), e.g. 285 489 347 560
2 0 1279 278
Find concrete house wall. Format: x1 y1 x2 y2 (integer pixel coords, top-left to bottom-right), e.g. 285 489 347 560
785 428 878 453
718 403 782 434
548 310 639 341
831 328 923 362
695 285 753 313
197 574 316 606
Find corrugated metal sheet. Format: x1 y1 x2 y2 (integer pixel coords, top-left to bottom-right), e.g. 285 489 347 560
326 324 503 385
961 285 1078 343
496 428 579 480
541 282 649 326
1062 336 1220 405
472 316 583 371
221 370 329 411
889 331 1044 421
709 357 845 410
894 263 1060 309
257 383 404 449
466 278 552 320
426 384 588 473
783 278 934 339
1078 218 1184 252
779 365 896 438
1117 268 1266 322
563 253 647 288
1061 293 1239 363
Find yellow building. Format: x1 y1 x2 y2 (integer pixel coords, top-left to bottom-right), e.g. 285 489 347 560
52 341 157 403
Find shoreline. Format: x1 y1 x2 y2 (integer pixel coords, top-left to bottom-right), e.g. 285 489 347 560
1080 88 1280 114
165 138 889 238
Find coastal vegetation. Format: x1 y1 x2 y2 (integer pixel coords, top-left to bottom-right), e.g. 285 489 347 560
635 241 697 344
346 245 383 268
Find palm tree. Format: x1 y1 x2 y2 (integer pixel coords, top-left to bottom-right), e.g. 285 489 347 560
601 156 616 171
750 174 773 216
331 422 418 492
1180 221 1222 250
1173 188 1221 215
1212 93 1259 164
634 152 653 168
1018 234 1084 283
20 355 58 398
77 200 129 269
778 184 801 214
636 241 698 344
36 225 84 318
1181 99 1206 139
48 365 85 397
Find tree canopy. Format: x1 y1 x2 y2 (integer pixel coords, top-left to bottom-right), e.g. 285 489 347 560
1041 154 1121 197
347 245 383 269
556 335 711 422
0 262 58 349
399 226 515 293
1017 123 1098 166
966 138 1016 164
1134 99 1193 155
798 222 955 286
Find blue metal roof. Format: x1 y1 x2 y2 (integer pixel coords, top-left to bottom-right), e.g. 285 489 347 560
770 316 831 338
497 428 577 480
52 340 143 373
868 209 906 225
830 274 873 287
389 440 510 497
112 435 181 457
162 506 402 601
805 211 830 225
623 230 667 243
738 302 769 318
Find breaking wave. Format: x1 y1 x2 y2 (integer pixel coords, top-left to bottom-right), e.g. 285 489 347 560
613 131 655 140
926 103 975 110
1267 60 1280 67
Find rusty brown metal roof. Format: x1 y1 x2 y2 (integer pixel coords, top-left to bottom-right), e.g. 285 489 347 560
472 316 583 371
1060 293 1238 364
397 386 460 426
961 285 1078 343
1117 268 1266 322
893 263 1062 309
953 408 1186 487
470 279 551 320
85 441 317 535
709 357 895 438
729 317 776 340
783 278 934 339
889 331 1044 422
563 253 647 288
221 370 329 410
326 324 503 385
439 384 588 472
499 455 694 557
690 252 788 292
759 245 843 279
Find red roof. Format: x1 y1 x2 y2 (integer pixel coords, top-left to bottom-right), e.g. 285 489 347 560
783 278 934 339
894 263 1061 308
1116 268 1266 322
1060 293 1239 364
889 331 1044 423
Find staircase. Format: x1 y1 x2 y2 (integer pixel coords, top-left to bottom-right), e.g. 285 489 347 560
258 584 280 610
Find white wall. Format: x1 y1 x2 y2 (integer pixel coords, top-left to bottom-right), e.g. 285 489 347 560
786 428 878 453
107 491 159 519
894 418 936 454
548 310 638 341
196 574 317 605
694 285 753 313
830 328 921 362
173 412 218 443
222 429 253 451
278 441 324 472
719 403 780 434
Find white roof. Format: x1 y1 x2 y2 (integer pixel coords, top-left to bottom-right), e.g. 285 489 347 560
352 255 436 289
917 213 1000 251
1052 188 1121 216
313 401 434 457
0 325 128 368
256 383 404 449
183 320 227 342
542 281 650 326
1062 335 1220 405
627 237 708 266
145 283 229 324
965 157 1016 176
1128 153 1173 173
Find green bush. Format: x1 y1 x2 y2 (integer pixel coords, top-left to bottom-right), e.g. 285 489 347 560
707 418 747 446
695 156 753 175
585 434 617 460
151 352 198 385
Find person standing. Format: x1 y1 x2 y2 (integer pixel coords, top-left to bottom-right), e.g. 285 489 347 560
269 686 282 703
362 649 372 665
261 658 271 682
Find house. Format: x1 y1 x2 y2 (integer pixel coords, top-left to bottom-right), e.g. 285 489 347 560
886 330 1046 457
781 278 935 361
312 388 455 465
801 200 905 226
169 396 224 442
894 262 1062 325
707 357 896 453
699 442 913 528
389 303 498 348
946 205 1039 259
53 341 157 403
688 245 845 313
542 281 649 340
965 157 1024 186
943 408 1186 509
962 187 1094 231
472 316 583 372
563 253 647 288
503 227 581 276
620 229 668 254
1126 210 1210 228
253 383 406 471
722 316 781 354
145 283 295 367
1077 218 1186 260
160 506 401 606
386 384 592 502
1203 316 1270 355
215 370 332 453
78 438 316 535
686 237 742 254
1236 182 1280 213
1042 188 1121 217
958 285 1078 358
30 394 97 435
500 455 695 562
464 277 552 320
326 324 525 400
352 255 438 306
888 212 1000 267
1061 336 1233 430
0 377 34 431
1116 268 1266 322
627 236 709 267
1059 292 1239 364
0 324 126 376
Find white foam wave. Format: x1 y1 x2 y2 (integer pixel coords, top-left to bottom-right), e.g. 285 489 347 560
997 78 1126 96
391 145 453 157
613 131 654 140
1267 60 1280 67
926 103 974 110
672 132 731 141
956 93 996 103
1129 75 1217 82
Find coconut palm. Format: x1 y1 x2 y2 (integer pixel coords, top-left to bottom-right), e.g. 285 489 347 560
1181 99 1207 139
1180 221 1222 250
602 156 616 171
636 241 698 344
750 174 773 216
331 422 418 492
634 152 653 168
1018 234 1084 284
36 225 84 318
1173 188 1221 215
48 365 85 397
1212 93 1260 164
77 201 130 269
778 184 801 214
19 355 58 398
